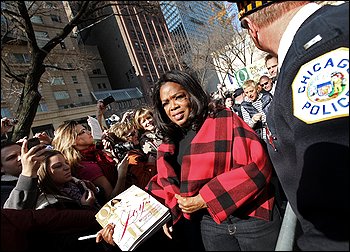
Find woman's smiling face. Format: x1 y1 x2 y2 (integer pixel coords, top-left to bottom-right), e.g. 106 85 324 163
159 82 191 127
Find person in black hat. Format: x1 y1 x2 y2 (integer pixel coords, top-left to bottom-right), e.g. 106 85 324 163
232 88 244 119
230 1 349 250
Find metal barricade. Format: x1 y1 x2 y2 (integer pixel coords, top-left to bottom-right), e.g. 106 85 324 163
275 202 298 251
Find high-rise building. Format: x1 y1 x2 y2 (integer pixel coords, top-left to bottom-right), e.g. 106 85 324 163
76 1 182 103
159 1 226 92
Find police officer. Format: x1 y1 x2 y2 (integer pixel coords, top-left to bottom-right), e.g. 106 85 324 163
230 1 349 250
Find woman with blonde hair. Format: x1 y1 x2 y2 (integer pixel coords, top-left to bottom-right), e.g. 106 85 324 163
133 107 162 163
52 121 128 203
241 79 272 143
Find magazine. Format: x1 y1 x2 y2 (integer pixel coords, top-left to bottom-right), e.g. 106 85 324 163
95 185 171 251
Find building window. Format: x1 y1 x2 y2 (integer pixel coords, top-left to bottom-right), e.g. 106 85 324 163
37 103 49 112
34 31 49 47
131 30 136 38
92 69 101 75
71 76 78 84
53 91 69 100
102 83 106 88
60 41 66 49
1 107 12 118
142 64 148 71
97 83 101 89
13 53 31 64
50 76 65 85
140 42 146 49
50 15 61 23
67 63 73 68
76 89 83 97
31 15 43 24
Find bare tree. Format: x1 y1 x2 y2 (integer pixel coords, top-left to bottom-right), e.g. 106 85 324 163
1 1 160 141
202 2 259 87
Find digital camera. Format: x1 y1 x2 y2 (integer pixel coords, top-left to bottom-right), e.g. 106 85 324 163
113 141 134 161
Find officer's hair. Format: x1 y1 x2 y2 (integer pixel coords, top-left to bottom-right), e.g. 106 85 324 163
248 1 310 29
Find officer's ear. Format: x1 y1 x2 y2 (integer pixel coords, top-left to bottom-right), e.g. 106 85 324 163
243 18 259 40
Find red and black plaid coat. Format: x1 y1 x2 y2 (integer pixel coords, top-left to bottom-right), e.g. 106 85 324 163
147 109 275 225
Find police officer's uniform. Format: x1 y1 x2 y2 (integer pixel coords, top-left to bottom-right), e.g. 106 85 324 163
266 3 349 251
233 1 349 250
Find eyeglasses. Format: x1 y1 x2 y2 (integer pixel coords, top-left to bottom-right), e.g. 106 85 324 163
260 82 269 87
77 129 88 136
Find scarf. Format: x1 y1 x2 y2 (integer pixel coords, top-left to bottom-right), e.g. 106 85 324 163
79 144 118 186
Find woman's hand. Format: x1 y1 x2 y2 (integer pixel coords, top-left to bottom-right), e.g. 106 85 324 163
117 154 129 178
81 189 96 207
20 139 48 177
175 193 207 214
33 131 52 145
96 100 106 117
81 179 99 194
96 223 116 246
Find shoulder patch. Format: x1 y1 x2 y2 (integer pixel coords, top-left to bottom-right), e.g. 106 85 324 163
292 47 349 124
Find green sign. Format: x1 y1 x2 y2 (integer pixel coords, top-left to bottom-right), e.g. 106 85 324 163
235 68 250 86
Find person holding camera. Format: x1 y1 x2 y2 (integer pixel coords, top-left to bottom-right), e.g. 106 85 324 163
52 120 129 204
107 120 157 190
1 117 18 142
2 137 54 209
3 147 104 252
95 95 116 131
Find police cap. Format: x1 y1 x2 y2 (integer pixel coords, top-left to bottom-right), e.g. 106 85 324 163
231 1 274 20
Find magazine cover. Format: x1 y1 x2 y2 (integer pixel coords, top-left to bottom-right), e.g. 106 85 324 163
95 185 171 251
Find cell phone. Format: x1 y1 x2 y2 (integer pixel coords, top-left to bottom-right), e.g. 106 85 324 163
27 138 41 150
102 95 115 106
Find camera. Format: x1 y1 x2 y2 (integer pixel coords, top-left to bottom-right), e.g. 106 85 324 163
113 141 134 161
27 138 41 150
101 95 115 106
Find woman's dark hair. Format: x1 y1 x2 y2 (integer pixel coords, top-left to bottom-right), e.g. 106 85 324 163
152 70 209 141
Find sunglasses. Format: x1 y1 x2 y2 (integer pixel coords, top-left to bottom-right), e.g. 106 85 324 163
260 82 269 87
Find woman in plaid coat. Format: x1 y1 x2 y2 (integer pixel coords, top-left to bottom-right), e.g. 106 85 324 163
146 70 282 251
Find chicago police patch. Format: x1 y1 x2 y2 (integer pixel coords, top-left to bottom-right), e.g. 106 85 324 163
292 47 349 124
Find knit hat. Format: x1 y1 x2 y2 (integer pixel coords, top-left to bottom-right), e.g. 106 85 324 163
233 88 244 98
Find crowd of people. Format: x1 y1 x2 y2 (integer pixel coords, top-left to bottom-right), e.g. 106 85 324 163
1 1 348 251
